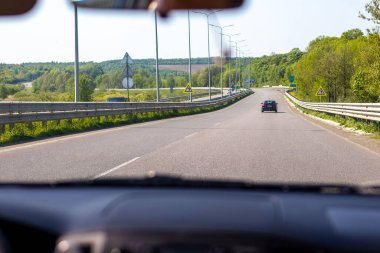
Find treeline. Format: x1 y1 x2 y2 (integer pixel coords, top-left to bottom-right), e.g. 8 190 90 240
291 30 380 102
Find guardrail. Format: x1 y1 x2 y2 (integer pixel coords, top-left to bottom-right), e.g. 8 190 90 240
0 91 251 128
285 92 380 122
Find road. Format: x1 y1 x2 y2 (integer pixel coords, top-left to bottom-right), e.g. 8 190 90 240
1 88 380 185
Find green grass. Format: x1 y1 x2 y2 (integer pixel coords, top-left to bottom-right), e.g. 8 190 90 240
286 95 380 134
0 93 248 146
92 89 205 102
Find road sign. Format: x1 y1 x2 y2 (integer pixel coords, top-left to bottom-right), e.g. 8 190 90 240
316 87 327 96
183 83 193 94
289 75 295 83
290 83 296 88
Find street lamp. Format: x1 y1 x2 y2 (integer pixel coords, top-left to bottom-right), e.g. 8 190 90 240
209 24 233 98
192 10 221 101
239 44 248 84
222 33 240 96
154 11 160 103
74 4 80 102
232 40 246 85
188 10 192 102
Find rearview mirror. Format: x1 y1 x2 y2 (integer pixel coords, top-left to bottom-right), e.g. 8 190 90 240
0 0 37 16
70 0 244 16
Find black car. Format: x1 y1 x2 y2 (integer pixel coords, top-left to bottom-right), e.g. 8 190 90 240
261 100 278 112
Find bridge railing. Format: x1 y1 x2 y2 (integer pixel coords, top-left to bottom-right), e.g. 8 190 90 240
0 90 251 126
285 92 380 122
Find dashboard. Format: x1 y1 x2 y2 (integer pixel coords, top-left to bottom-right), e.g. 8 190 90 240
0 185 379 253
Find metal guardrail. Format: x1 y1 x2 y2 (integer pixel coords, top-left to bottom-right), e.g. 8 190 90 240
285 92 380 122
0 91 251 125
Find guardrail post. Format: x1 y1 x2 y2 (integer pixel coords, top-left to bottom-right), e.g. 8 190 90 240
28 122 33 131
42 121 47 128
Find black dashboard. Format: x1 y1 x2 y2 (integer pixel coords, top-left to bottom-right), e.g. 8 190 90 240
0 183 380 253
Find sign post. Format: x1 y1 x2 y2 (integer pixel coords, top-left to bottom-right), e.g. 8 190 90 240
316 86 327 102
289 76 296 92
183 83 193 94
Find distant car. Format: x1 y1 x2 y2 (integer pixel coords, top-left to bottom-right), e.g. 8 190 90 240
261 100 278 112
107 97 128 102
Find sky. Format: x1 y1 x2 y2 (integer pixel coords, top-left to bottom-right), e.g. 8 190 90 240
0 0 373 63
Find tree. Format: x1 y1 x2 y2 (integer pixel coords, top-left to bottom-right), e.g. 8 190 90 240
79 75 94 102
0 85 8 99
360 0 380 32
341 29 364 40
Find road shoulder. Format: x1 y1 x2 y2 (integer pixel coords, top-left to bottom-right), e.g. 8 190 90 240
284 95 380 156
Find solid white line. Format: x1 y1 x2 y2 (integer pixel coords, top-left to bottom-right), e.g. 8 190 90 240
185 132 199 139
92 157 140 180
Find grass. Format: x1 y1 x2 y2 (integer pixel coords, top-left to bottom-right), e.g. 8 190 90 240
0 93 249 146
286 95 380 135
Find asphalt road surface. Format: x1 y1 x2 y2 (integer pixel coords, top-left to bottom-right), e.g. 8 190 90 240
1 88 380 185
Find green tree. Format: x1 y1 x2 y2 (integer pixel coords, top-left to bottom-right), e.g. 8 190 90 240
360 0 380 32
79 75 94 102
0 85 8 99
341 29 364 40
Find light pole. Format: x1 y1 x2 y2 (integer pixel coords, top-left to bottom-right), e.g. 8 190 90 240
154 11 160 103
188 10 192 102
232 40 246 86
209 24 233 98
239 45 248 85
222 33 240 96
74 4 80 102
192 10 221 101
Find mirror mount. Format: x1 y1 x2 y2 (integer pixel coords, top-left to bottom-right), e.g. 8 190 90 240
0 0 37 16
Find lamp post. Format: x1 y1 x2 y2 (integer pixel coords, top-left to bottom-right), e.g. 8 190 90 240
232 40 246 86
222 33 240 96
209 24 233 98
192 10 221 101
74 4 80 102
154 11 160 103
187 10 192 102
239 45 248 84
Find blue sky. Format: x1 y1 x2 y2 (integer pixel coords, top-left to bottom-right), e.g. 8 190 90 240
0 0 372 63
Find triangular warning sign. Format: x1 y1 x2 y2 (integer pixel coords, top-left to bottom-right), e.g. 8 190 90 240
183 83 193 93
316 87 326 96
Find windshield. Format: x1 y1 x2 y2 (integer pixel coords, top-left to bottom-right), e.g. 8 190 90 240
0 0 380 186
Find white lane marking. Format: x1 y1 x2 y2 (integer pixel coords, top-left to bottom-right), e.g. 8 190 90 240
214 122 221 127
185 132 199 139
92 157 140 180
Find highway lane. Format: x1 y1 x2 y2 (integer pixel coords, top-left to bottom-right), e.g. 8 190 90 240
1 88 380 184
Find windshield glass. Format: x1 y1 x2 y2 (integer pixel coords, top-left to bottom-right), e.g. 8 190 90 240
0 0 380 186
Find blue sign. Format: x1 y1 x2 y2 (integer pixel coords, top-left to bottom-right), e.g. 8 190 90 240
289 75 295 83
290 83 296 88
